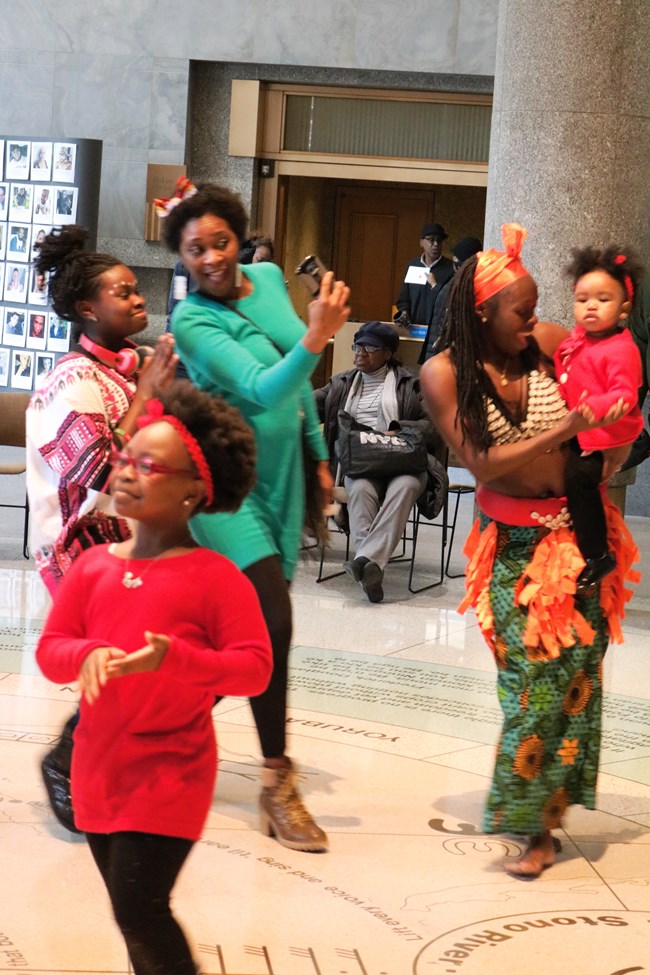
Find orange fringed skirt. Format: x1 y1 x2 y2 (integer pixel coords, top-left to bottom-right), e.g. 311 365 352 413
460 486 640 660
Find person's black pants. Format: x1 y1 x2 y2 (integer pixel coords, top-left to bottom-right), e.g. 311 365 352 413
565 446 606 560
86 831 196 975
243 555 292 759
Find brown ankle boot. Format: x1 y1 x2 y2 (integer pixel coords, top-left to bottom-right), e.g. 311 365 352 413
260 760 328 852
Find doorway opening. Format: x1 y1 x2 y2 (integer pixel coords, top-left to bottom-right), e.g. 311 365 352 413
275 176 486 324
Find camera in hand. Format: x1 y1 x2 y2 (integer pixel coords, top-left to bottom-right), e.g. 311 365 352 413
295 254 328 298
394 310 411 329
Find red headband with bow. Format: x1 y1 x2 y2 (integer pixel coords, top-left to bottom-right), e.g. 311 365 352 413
137 399 214 506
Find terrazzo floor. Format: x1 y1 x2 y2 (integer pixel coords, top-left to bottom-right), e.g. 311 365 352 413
0 484 649 974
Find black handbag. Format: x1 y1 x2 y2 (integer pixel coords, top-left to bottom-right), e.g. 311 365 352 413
41 713 81 833
336 410 429 479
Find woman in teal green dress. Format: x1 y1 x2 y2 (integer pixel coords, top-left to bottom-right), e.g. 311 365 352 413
162 182 350 853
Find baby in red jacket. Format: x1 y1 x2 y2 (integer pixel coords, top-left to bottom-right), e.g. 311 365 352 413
555 245 644 592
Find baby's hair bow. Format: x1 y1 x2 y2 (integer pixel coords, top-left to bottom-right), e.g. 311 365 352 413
153 176 197 218
614 254 634 302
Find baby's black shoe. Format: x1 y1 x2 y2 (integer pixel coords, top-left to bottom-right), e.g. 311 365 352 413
576 552 617 594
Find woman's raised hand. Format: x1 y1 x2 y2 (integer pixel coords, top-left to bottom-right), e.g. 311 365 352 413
118 334 179 438
303 271 351 353
136 333 178 398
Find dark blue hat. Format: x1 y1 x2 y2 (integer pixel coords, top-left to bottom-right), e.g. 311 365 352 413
420 222 448 240
353 320 400 353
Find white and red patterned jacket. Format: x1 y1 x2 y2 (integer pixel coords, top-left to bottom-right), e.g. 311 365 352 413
26 351 134 591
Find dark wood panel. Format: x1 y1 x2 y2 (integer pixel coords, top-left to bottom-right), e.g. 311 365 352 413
334 184 435 321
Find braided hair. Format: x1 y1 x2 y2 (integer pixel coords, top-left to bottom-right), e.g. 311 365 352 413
438 256 494 450
439 255 543 451
33 226 121 327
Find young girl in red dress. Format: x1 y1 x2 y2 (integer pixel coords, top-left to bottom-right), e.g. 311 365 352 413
36 381 273 975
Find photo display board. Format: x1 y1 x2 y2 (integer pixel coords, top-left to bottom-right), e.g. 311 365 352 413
0 136 102 392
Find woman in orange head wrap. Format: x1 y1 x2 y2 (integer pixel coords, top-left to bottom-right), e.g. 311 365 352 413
420 224 638 878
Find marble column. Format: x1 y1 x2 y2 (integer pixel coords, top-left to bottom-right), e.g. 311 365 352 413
485 0 650 325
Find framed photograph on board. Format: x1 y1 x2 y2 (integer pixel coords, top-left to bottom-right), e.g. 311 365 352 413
27 311 48 350
33 185 53 221
48 313 70 352
9 183 33 223
28 265 49 304
0 347 9 387
0 182 8 218
52 143 76 183
11 349 34 390
7 223 30 261
3 263 27 303
31 142 52 180
31 224 51 255
35 352 55 381
54 187 78 224
0 140 4 181
5 141 30 181
3 307 26 347
0 224 5 261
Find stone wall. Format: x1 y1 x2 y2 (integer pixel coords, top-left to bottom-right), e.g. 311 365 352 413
0 0 499 257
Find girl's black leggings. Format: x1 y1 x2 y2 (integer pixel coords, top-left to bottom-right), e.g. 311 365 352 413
86 831 196 975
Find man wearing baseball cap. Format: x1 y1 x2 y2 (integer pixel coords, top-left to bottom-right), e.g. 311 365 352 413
393 222 453 334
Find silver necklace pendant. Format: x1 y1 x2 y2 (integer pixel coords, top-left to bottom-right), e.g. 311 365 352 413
122 571 143 589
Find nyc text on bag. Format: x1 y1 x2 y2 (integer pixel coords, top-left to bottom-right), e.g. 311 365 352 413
336 410 428 479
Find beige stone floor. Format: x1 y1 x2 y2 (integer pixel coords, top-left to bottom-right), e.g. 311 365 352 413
0 488 649 974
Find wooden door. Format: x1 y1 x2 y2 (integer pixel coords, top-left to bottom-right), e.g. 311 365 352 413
333 185 435 322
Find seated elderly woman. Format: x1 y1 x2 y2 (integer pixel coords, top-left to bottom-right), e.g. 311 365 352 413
315 320 444 603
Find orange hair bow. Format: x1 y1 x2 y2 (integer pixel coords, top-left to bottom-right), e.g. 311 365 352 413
474 223 530 307
153 176 197 218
